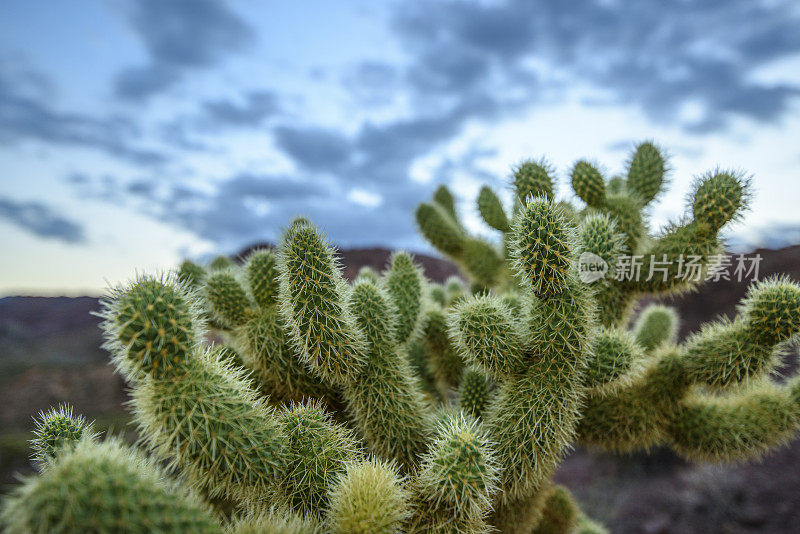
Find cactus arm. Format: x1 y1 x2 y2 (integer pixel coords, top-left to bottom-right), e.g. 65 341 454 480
422 306 464 397
29 404 97 469
433 184 460 222
581 277 800 454
133 349 287 502
667 384 800 462
415 202 466 258
578 348 688 452
245 248 279 308
459 367 492 419
571 160 606 209
632 304 679 352
178 259 207 289
205 270 253 328
101 276 286 502
277 221 367 387
680 276 800 387
487 198 593 503
462 237 507 288
231 249 342 405
276 401 360 520
345 280 433 469
477 185 511 232
513 159 555 204
233 306 341 405
626 141 668 206
531 485 579 534
449 294 525 381
384 251 426 346
583 328 645 394
417 191 507 288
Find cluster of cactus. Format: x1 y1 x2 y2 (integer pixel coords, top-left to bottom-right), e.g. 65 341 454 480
4 141 800 533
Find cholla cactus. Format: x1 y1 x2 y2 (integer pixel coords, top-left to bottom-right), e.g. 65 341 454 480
4 141 800 534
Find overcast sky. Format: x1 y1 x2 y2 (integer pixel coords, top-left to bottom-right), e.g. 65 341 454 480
2 0 800 294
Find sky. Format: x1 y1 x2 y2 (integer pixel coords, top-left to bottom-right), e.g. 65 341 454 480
1 0 800 295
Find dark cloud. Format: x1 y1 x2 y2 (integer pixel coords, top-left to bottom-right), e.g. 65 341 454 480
202 91 279 127
391 0 800 131
114 66 179 102
156 173 425 249
273 126 353 172
159 90 280 149
263 0 800 252
115 0 255 100
0 198 86 244
51 0 800 254
0 64 167 165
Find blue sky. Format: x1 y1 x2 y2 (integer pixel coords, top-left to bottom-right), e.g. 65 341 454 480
1 0 800 294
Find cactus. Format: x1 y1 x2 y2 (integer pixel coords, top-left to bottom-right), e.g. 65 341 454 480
4 141 800 533
2 438 220 533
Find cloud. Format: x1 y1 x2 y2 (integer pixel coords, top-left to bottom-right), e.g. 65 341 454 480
273 126 353 172
0 198 86 244
53 0 800 256
390 0 800 131
159 90 281 149
0 63 167 165
158 173 422 247
115 0 255 100
201 91 279 127
342 62 401 106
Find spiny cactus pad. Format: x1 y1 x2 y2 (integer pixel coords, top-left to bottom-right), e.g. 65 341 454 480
626 141 667 205
692 170 750 232
513 159 555 202
510 197 574 296
102 274 199 380
246 248 280 308
571 160 606 208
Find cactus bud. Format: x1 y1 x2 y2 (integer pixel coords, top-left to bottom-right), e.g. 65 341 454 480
327 458 410 534
740 276 800 346
433 184 458 220
209 254 234 271
177 259 206 289
633 304 679 352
